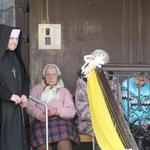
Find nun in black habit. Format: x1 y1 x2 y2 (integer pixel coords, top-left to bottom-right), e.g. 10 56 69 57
0 24 30 150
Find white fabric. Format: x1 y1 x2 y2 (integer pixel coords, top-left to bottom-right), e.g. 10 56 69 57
10 29 20 38
43 64 61 77
81 49 109 78
41 79 64 103
90 49 110 63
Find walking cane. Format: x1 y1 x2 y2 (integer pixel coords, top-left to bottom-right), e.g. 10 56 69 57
29 96 49 150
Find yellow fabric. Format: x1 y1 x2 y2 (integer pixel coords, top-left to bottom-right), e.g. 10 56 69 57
87 71 125 150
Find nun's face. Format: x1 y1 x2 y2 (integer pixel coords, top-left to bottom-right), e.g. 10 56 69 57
45 66 59 86
7 37 19 51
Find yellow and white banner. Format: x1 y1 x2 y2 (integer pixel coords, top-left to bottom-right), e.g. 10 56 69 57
87 70 126 150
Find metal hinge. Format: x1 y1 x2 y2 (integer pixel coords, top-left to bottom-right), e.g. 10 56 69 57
19 3 29 13
23 34 29 43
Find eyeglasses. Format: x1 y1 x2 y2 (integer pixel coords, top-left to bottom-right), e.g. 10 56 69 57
45 73 57 78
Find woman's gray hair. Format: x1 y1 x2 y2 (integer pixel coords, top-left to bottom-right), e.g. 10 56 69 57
134 72 150 79
90 49 110 64
43 64 61 78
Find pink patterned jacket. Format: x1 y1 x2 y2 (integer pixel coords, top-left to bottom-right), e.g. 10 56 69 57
26 83 76 124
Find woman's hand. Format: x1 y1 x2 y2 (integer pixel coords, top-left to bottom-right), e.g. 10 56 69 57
20 95 28 108
48 108 57 117
38 113 46 122
10 94 21 105
142 123 148 132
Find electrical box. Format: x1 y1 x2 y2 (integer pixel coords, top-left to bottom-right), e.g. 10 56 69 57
38 24 61 49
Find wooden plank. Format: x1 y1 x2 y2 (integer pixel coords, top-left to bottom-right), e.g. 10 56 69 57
79 134 93 142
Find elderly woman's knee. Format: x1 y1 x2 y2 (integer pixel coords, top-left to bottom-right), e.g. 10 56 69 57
57 140 72 150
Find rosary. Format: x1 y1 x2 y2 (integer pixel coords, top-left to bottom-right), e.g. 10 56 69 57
11 67 17 78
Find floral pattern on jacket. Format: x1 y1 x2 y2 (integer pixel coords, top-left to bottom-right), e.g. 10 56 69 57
75 73 122 135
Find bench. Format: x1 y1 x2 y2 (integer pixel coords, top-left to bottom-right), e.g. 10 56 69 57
79 134 93 142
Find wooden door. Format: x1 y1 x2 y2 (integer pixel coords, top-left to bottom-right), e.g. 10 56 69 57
15 0 29 72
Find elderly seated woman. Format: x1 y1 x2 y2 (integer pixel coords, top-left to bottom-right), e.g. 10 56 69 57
121 71 150 150
26 64 80 150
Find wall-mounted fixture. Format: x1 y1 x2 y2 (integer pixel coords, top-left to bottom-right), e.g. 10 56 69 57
38 24 61 49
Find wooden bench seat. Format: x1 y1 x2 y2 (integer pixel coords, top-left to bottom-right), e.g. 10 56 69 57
79 134 93 142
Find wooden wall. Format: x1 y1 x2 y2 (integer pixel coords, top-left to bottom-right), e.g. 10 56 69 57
29 0 150 93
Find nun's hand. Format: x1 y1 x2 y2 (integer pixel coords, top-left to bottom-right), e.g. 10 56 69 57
20 95 28 108
10 94 21 105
